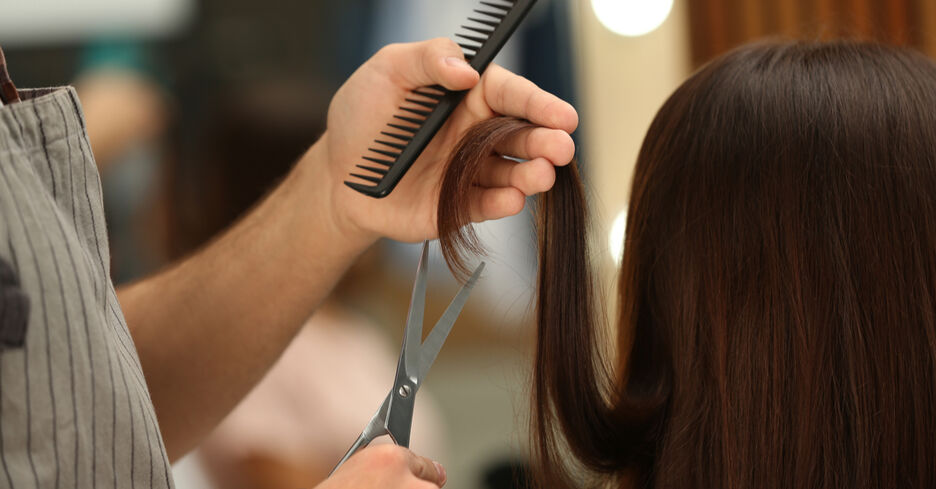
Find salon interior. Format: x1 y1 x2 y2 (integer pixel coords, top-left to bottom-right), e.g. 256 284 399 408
1 1 933 488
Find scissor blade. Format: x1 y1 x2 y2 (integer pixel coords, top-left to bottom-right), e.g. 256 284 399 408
330 391 393 474
416 261 485 383
402 241 430 380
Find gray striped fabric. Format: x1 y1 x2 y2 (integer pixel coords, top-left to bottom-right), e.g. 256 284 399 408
0 87 173 489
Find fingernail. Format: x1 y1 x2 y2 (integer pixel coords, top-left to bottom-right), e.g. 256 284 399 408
433 461 447 485
445 56 473 70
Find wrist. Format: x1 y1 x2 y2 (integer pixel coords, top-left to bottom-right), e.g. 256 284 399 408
292 134 379 254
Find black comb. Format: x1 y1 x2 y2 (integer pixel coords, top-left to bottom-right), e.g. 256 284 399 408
345 0 538 198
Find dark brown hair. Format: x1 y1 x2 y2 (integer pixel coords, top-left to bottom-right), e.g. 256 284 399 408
439 40 936 489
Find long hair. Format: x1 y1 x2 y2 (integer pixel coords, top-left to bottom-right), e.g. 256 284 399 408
439 40 936 489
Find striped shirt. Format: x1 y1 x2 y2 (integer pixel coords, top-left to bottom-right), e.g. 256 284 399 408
0 87 173 488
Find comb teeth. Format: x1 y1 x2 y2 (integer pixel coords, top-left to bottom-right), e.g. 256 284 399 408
405 98 438 109
350 173 383 184
387 123 420 134
467 17 501 28
480 0 514 9
376 139 408 151
369 147 403 159
412 89 444 101
462 25 495 36
362 155 396 166
400 108 432 119
474 9 506 20
394 114 427 126
356 164 389 175
346 0 536 198
456 33 489 44
381 131 413 142
454 0 513 60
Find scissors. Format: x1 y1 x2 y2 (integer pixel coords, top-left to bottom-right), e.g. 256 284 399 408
331 240 485 474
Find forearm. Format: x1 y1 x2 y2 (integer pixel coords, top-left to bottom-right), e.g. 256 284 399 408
117 138 372 460
113 35 577 465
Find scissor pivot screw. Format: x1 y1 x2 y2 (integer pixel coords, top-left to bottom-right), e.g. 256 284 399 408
398 385 413 398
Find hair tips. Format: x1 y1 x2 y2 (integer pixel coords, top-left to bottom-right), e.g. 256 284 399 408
437 117 617 488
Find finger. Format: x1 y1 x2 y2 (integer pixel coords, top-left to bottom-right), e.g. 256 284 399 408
492 126 575 166
469 186 526 222
407 452 447 487
477 156 557 196
378 38 479 91
479 64 579 133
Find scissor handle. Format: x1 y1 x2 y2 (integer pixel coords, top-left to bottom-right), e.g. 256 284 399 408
330 432 371 476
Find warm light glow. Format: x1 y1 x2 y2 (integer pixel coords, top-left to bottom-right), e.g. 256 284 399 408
591 0 674 37
609 209 628 265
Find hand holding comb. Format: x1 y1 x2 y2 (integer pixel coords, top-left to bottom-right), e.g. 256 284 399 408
345 0 538 198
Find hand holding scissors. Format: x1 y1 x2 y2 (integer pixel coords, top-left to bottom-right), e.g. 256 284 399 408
331 240 485 474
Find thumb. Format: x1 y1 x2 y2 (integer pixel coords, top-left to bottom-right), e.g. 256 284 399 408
376 38 479 91
407 451 447 487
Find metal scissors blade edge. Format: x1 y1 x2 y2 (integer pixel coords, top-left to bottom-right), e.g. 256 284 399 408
416 260 485 382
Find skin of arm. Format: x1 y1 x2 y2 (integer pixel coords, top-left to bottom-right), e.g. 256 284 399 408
117 38 578 465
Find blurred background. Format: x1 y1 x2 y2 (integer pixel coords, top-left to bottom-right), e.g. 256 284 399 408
1 0 934 487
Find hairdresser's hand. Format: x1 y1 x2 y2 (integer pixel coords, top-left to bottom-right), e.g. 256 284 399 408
308 38 578 244
317 445 447 489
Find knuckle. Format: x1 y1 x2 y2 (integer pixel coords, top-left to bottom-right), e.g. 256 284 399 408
541 129 563 155
377 43 405 60
429 37 460 54
534 162 557 191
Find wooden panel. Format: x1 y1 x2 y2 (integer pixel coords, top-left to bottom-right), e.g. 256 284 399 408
886 0 912 44
776 0 800 36
761 0 781 35
848 0 873 39
797 0 823 38
816 0 837 38
918 0 936 57
687 0 714 65
724 0 748 48
739 0 764 41
687 0 931 66
707 0 730 57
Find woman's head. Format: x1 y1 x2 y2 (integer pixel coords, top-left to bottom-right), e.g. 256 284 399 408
618 40 936 488
439 40 936 488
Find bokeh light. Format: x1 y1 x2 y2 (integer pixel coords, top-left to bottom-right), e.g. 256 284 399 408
591 0 674 37
609 209 628 265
